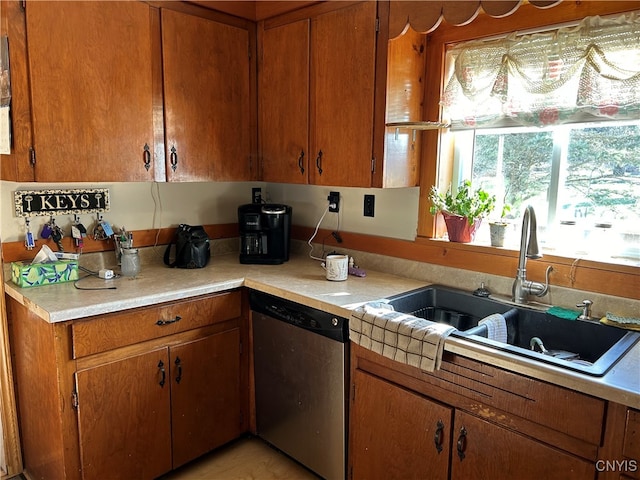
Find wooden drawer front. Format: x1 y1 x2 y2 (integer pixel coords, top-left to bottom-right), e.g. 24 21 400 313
624 408 640 461
436 354 606 446
72 291 241 358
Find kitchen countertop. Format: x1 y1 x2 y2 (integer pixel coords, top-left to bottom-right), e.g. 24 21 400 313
4 250 640 409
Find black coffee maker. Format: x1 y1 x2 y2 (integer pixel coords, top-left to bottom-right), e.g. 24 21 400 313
238 203 292 264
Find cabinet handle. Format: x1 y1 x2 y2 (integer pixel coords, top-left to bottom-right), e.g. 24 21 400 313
143 143 151 171
158 360 166 388
456 426 467 461
434 420 445 453
170 146 178 172
156 315 181 326
298 150 305 174
174 356 182 384
315 150 323 175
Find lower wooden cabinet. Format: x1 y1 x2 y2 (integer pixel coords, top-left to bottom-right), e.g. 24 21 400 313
170 329 242 468
7 290 247 480
349 343 605 480
350 370 452 479
599 403 640 480
450 411 592 480
76 347 173 480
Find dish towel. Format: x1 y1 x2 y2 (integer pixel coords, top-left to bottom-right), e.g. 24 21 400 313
478 313 508 343
350 302 456 372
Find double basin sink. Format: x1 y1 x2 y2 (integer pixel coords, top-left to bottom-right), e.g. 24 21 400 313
386 285 639 376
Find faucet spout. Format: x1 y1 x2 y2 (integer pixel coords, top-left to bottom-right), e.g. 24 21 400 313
512 206 552 304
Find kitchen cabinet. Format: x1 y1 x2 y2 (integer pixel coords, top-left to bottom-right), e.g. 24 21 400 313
599 403 640 480
350 370 451 479
25 1 155 182
259 18 310 184
161 8 253 182
450 411 592 479
10 1 254 183
349 343 604 480
6 290 247 480
259 2 377 187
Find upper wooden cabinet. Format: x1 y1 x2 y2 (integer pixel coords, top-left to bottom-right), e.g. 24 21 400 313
25 1 155 182
259 18 310 184
6 1 256 183
259 2 377 187
258 1 422 188
161 8 253 182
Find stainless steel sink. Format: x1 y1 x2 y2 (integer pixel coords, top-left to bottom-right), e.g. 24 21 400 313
386 285 640 376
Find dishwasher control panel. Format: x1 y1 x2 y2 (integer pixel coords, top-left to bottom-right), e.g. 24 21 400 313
249 290 348 342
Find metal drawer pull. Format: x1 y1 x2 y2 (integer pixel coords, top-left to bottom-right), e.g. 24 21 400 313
170 146 178 172
158 360 166 387
143 143 151 171
456 426 467 461
174 356 182 384
156 315 181 326
298 150 305 174
316 150 323 175
434 420 445 453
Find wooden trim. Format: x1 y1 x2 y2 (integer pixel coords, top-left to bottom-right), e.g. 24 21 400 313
262 0 363 30
291 225 640 301
0 0 34 182
0 247 23 478
1 223 239 263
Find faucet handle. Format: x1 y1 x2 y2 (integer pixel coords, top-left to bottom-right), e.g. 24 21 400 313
576 299 593 320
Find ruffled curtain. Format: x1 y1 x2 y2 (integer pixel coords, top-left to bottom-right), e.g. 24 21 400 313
441 12 640 129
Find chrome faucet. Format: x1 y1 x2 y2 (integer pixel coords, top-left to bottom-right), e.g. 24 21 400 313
512 206 552 304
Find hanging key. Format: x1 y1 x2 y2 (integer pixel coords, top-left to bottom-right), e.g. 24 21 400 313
24 219 36 250
41 217 54 239
72 215 87 249
51 224 64 252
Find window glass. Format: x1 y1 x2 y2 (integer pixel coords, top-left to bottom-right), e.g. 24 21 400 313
463 120 640 263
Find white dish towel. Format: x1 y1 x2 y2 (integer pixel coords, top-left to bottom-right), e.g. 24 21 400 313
350 302 456 372
478 313 508 343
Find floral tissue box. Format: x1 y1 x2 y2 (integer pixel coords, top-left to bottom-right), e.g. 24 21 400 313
11 260 79 288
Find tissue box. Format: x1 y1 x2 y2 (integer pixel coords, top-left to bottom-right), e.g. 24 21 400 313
11 260 79 288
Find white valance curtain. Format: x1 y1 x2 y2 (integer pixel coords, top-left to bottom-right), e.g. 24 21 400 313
441 11 640 129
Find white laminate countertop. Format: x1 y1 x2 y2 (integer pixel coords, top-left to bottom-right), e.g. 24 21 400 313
4 251 640 409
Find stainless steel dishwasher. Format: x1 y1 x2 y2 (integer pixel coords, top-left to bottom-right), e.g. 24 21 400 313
250 290 349 480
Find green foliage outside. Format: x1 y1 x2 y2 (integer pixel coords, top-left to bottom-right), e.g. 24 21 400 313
471 123 640 223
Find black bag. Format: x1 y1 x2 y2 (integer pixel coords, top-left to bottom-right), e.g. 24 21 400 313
164 224 211 269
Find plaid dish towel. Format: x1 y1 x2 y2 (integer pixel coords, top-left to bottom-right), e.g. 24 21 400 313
350 302 456 372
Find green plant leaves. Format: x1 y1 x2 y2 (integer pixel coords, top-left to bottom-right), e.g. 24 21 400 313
429 180 496 225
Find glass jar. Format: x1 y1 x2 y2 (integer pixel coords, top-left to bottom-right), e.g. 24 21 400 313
121 248 140 277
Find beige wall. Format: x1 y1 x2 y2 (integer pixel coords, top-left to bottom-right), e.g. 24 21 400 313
0 180 420 243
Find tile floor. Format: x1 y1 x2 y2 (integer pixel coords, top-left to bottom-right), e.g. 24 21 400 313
158 436 320 480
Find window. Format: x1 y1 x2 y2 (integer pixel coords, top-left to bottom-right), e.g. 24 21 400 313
439 11 640 265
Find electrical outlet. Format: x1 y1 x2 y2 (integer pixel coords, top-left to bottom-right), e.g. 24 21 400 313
252 187 262 204
364 194 375 217
328 191 340 212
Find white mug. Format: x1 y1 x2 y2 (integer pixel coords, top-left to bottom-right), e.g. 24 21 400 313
322 254 349 281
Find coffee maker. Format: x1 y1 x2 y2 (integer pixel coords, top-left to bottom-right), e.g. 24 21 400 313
238 203 292 264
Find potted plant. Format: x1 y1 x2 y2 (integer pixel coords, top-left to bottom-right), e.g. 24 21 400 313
429 180 496 243
489 204 511 247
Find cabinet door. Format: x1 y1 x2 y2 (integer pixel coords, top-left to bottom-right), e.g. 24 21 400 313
162 9 251 182
259 19 310 183
75 348 172 480
350 370 452 480
451 411 593 480
26 1 155 182
170 328 242 468
310 2 377 187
